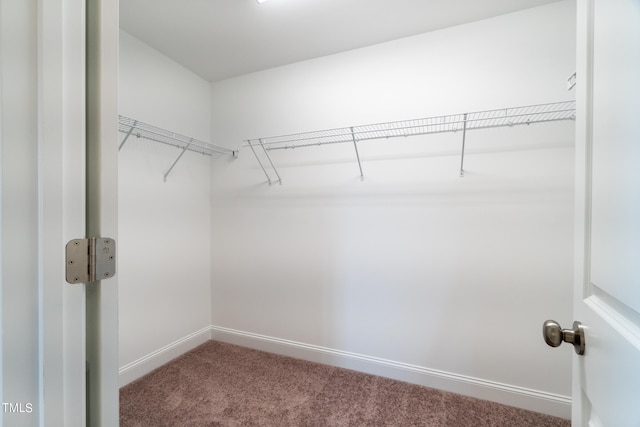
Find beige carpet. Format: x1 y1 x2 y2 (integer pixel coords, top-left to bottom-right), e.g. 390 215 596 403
120 341 570 426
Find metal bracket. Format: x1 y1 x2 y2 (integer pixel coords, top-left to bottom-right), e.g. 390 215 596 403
164 140 192 182
247 139 282 185
350 127 364 180
118 120 137 151
459 113 468 177
567 72 576 91
65 237 116 284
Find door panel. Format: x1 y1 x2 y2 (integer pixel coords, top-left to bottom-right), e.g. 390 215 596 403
0 2 40 426
574 0 640 426
1 0 87 426
590 0 640 313
41 0 87 425
579 297 640 426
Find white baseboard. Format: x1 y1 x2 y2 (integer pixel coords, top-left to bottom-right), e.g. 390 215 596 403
209 325 571 420
118 325 571 418
118 326 211 387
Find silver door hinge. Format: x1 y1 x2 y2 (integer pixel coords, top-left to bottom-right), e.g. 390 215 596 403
65 238 116 284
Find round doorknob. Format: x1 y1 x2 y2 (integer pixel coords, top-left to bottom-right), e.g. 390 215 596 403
543 320 585 355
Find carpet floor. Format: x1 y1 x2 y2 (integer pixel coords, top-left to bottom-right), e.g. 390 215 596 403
120 341 570 426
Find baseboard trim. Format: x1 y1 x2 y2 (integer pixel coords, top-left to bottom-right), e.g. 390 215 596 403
209 325 571 419
118 326 211 387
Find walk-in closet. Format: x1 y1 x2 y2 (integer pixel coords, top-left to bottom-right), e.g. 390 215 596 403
114 0 639 425
8 0 640 425
117 0 577 421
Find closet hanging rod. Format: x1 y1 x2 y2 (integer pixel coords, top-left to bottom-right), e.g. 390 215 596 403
244 100 575 151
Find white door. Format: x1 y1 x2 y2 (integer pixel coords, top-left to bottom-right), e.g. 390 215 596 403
570 0 640 426
1 0 86 426
0 0 118 426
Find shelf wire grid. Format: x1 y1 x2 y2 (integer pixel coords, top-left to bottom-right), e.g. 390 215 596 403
244 101 576 151
119 115 235 157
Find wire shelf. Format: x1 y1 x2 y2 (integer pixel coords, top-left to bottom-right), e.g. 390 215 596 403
118 115 237 181
119 115 236 157
245 101 575 150
243 101 575 185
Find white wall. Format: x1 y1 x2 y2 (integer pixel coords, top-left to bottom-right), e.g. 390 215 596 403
210 1 576 418
118 30 213 384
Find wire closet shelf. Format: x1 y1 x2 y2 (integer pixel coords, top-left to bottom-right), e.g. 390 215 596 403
118 115 237 181
244 100 576 184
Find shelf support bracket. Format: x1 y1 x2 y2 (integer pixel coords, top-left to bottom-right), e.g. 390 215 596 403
259 139 282 185
247 140 271 185
350 127 364 180
118 120 137 151
459 113 468 177
164 140 192 182
567 72 576 91
247 140 282 185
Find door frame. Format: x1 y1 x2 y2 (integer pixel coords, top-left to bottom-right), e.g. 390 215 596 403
85 0 120 426
572 0 593 424
39 0 119 425
39 0 88 425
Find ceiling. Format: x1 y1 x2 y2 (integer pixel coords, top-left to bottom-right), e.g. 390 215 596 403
120 0 561 82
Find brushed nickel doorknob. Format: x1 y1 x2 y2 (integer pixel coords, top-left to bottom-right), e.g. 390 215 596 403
543 320 585 355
